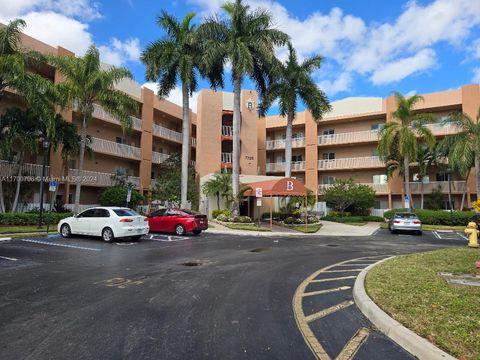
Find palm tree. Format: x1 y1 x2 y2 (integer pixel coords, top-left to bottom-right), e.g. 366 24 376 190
200 0 289 214
378 92 436 210
416 145 441 209
444 109 480 201
0 109 18 212
260 43 330 177
142 12 219 209
202 171 232 209
49 45 138 214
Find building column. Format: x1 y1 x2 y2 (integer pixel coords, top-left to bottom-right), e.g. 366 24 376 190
305 111 318 191
139 87 154 194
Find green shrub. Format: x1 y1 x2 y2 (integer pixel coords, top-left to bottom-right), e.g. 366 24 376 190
322 215 364 223
0 212 72 226
383 208 475 226
216 214 229 222
362 215 385 222
328 211 352 218
284 216 296 224
99 186 144 208
232 216 252 223
307 216 320 224
212 209 232 219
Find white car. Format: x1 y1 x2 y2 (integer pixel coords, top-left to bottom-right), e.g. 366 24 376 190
58 207 149 242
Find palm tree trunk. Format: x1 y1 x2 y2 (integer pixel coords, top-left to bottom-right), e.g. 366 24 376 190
11 151 24 212
180 84 190 209
460 169 470 210
232 76 242 216
476 156 480 200
0 181 5 213
285 111 294 178
420 177 424 210
217 193 220 209
404 156 411 210
74 115 87 214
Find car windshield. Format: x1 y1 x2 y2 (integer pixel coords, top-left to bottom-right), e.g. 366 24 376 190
113 209 139 217
395 213 417 219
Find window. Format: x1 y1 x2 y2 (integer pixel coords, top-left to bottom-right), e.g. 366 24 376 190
68 159 76 169
322 152 335 160
77 209 96 218
292 133 303 139
371 123 385 131
116 137 127 144
166 209 181 216
292 155 303 162
151 209 166 217
373 175 388 184
323 129 334 136
413 174 430 183
322 176 335 184
113 209 139 217
436 172 448 182
93 209 110 217
371 149 379 157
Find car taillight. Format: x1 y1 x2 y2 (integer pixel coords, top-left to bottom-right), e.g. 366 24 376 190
144 217 148 221
119 218 133 223
413 220 421 224
393 220 400 224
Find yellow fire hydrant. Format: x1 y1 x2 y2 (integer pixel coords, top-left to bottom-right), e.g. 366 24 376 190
464 221 479 248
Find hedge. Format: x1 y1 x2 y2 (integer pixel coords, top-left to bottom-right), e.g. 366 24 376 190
0 212 73 226
322 215 365 223
383 208 476 226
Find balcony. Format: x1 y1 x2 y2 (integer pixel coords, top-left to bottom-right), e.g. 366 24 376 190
408 181 466 194
151 151 170 164
318 130 379 146
68 169 140 189
266 137 306 150
318 156 384 170
90 137 141 160
425 123 461 137
191 137 197 147
318 183 389 194
221 152 232 163
92 103 142 131
222 125 233 137
0 160 49 177
152 123 183 143
266 161 305 172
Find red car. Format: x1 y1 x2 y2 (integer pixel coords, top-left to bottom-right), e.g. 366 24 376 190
147 208 208 235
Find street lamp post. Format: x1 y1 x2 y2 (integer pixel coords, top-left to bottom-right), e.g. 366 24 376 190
447 168 453 225
38 138 50 228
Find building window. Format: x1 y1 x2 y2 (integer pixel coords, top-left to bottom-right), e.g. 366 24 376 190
322 152 335 160
373 175 388 184
436 172 448 182
68 159 76 169
116 137 127 145
371 123 384 131
292 155 303 162
413 173 430 183
371 149 379 157
322 176 335 184
323 129 334 136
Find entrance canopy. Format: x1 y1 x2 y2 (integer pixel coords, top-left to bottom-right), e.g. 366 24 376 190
243 177 308 197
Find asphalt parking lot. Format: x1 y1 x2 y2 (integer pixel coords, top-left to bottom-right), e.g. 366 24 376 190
0 230 466 360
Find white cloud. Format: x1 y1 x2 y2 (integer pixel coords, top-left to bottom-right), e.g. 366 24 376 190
318 72 352 96
99 37 141 66
470 38 480 59
370 49 437 85
0 0 100 21
473 68 480 83
405 90 417 96
143 82 199 112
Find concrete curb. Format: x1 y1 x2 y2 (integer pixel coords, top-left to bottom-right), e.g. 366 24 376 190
0 237 12 241
353 257 456 360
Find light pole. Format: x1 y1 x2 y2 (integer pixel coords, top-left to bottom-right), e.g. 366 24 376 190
38 138 50 228
447 168 453 225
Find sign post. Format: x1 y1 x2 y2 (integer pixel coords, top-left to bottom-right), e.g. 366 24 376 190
126 186 132 208
404 194 410 210
46 181 57 234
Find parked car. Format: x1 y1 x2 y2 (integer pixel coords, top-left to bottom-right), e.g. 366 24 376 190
388 212 422 235
147 208 208 235
58 207 149 242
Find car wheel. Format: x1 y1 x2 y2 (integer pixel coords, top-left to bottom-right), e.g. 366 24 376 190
60 224 71 238
102 227 114 243
131 235 142 241
193 230 201 236
175 224 186 236
390 229 396 234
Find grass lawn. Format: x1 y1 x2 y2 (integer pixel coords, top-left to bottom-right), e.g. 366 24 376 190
0 225 57 234
222 223 271 232
289 223 322 233
207 224 215 229
379 223 466 231
366 248 480 359
343 222 367 226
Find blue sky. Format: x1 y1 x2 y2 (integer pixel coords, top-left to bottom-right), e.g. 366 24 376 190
1 0 480 112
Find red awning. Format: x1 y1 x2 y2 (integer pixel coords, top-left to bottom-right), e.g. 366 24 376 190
243 178 308 197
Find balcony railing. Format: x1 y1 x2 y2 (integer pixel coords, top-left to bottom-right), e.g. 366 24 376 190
319 183 389 194
68 169 140 189
0 160 49 177
424 123 461 137
191 137 197 147
318 156 384 170
152 123 183 143
266 161 305 172
266 137 306 150
408 181 466 194
90 137 141 160
222 125 233 137
221 152 232 163
92 103 142 130
151 151 170 164
318 130 379 146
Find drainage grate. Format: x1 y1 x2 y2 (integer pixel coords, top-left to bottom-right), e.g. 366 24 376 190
182 261 203 266
249 247 271 253
326 244 339 247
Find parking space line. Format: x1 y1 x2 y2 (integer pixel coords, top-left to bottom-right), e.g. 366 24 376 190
305 301 354 323
0 255 18 261
433 231 440 239
311 276 356 283
323 269 363 273
459 233 469 241
336 327 370 360
336 263 375 267
302 286 351 297
19 239 101 252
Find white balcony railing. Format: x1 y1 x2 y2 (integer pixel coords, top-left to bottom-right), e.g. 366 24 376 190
191 138 197 147
318 183 389 194
408 181 466 194
221 153 232 163
266 137 306 150
151 151 170 164
266 161 305 172
152 123 183 143
318 130 379 146
0 160 49 177
318 156 384 170
190 160 196 167
92 103 142 130
68 169 141 189
424 123 461 137
222 125 233 137
90 137 141 160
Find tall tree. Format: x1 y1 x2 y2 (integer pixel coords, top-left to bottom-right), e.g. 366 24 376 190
416 145 441 209
202 172 232 210
49 45 138 214
378 92 436 210
445 109 480 200
200 0 289 214
260 43 330 177
142 11 218 209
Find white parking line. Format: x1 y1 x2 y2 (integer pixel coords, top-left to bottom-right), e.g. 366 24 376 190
433 231 440 239
0 255 18 261
459 233 469 241
148 234 189 242
19 239 101 252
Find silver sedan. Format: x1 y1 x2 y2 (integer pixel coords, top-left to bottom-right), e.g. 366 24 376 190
388 213 422 235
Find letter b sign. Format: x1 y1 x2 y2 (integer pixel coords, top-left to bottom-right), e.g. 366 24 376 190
286 181 294 191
